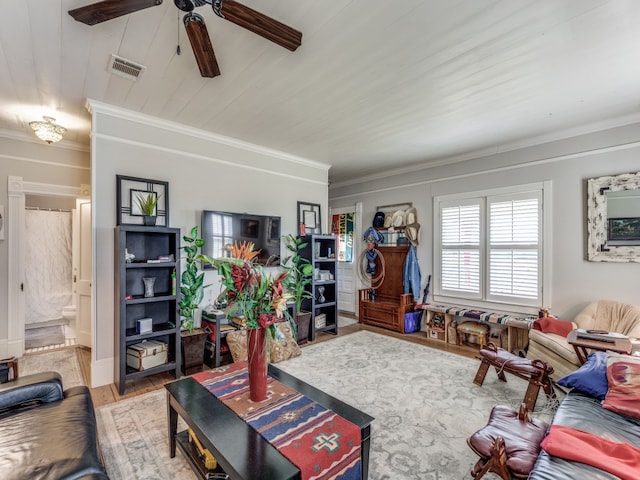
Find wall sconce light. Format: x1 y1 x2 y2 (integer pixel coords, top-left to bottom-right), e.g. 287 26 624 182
29 116 67 144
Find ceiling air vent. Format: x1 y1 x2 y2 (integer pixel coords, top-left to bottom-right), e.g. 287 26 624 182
108 54 145 80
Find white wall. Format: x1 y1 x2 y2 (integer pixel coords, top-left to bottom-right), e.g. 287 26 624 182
0 135 89 357
89 101 329 387
329 122 640 320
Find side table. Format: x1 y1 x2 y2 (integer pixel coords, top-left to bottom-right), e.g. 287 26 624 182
566 330 632 364
202 311 237 368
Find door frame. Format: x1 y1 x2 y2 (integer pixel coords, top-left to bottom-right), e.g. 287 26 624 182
329 202 363 314
6 176 90 357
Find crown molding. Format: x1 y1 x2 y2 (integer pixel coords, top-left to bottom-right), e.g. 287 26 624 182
329 138 640 201
330 111 640 190
86 99 330 172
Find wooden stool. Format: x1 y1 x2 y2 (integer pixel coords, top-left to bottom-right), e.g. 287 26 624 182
457 321 489 349
473 343 556 411
467 403 548 479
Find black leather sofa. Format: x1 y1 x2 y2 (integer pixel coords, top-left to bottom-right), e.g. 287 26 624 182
529 390 640 479
0 371 109 480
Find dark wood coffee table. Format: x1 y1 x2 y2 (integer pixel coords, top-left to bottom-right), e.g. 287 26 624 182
165 364 374 480
567 329 632 364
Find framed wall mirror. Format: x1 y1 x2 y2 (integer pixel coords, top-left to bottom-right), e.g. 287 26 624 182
587 171 640 262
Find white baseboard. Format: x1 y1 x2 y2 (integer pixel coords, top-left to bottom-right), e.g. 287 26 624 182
91 356 114 388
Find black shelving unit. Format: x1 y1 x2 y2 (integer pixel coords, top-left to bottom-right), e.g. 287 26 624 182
115 225 181 395
300 234 338 341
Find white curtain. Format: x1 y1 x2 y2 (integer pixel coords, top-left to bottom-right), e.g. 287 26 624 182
24 210 73 324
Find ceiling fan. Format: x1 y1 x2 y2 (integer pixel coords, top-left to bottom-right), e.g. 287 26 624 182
68 0 302 78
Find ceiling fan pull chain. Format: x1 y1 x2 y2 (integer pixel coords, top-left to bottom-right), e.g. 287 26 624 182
176 13 182 55
212 0 225 19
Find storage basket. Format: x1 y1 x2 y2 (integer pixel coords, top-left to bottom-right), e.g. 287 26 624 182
427 327 446 341
447 322 459 345
404 311 422 333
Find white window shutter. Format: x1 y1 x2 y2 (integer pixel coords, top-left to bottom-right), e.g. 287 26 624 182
488 194 541 302
441 203 481 296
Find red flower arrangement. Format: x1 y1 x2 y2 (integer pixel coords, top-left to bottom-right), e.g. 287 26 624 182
201 241 291 332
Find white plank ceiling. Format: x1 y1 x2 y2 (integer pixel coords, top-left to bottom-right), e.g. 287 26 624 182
1 0 640 183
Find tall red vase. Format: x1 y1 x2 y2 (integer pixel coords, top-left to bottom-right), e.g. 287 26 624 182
247 327 268 402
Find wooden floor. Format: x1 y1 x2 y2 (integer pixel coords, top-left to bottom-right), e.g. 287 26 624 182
79 317 479 408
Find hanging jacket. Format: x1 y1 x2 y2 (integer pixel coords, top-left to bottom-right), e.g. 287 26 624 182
403 244 421 301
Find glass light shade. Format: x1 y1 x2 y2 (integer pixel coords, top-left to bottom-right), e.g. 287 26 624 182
29 116 67 144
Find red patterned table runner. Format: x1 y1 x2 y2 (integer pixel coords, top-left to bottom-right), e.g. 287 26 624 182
193 362 362 480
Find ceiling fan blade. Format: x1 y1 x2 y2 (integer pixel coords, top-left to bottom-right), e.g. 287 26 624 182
183 13 221 78
213 0 302 52
69 0 163 26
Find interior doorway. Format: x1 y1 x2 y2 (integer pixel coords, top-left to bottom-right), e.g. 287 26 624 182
329 202 363 315
6 177 91 358
24 197 76 351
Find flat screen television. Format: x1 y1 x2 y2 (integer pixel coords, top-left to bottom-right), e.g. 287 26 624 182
201 210 281 267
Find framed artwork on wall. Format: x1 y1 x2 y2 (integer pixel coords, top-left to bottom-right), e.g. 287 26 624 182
297 201 321 234
116 175 169 226
608 217 640 243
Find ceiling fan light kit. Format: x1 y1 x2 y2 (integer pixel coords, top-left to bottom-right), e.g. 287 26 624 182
69 0 302 77
29 116 67 144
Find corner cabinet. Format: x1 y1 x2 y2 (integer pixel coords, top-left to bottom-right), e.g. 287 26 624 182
115 226 181 395
300 234 338 341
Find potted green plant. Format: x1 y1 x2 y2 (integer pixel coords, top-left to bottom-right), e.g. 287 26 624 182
135 191 161 226
282 234 314 344
179 226 209 374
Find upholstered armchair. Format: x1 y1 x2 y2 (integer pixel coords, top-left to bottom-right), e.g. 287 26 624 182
527 300 640 379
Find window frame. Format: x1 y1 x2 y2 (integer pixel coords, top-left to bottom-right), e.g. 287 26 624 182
433 181 552 314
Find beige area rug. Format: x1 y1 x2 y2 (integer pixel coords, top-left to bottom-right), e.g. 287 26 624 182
96 331 560 480
96 391 194 480
277 331 560 480
19 347 84 388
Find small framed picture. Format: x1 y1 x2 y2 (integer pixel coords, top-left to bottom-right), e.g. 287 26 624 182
608 217 640 243
298 201 321 234
116 175 169 226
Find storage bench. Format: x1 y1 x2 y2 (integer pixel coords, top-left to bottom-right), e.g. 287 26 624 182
419 304 536 353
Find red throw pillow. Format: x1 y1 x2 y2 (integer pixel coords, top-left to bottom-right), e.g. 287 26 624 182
532 317 573 337
602 353 640 419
